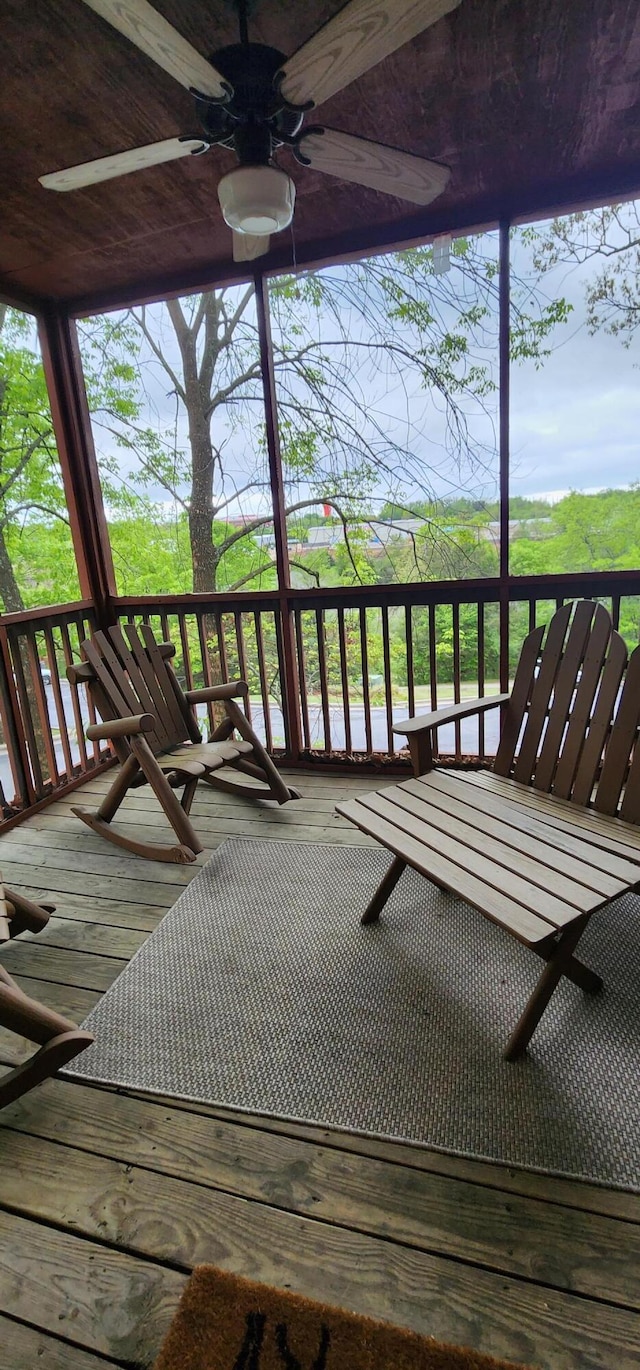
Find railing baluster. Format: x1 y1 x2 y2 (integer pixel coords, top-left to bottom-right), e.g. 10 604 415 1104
215 610 229 682
337 607 352 755
405 605 415 721
294 609 311 751
196 611 216 734
382 605 394 755
234 611 252 724
0 623 33 808
254 611 273 754
178 612 195 693
43 622 74 780
478 601 486 760
315 608 332 753
75 612 101 763
8 628 45 797
359 606 373 755
25 626 60 786
452 602 462 760
428 603 438 757
60 619 89 772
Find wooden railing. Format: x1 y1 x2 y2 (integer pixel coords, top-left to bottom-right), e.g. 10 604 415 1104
115 569 640 770
0 600 110 821
0 570 638 824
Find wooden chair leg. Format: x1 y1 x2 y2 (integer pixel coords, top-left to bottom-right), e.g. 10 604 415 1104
4 888 53 936
181 776 199 816
97 752 141 822
72 737 202 863
132 737 203 853
504 914 592 1061
224 698 298 804
361 857 407 925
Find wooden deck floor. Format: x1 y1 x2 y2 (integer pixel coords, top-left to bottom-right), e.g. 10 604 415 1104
0 769 639 1370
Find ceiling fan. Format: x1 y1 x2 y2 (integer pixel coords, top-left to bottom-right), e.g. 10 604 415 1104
39 0 460 263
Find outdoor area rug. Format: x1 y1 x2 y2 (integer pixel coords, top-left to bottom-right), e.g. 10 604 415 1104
66 837 640 1188
152 1265 531 1370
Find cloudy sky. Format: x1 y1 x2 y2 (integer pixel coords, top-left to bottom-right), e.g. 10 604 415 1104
509 230 640 500
81 208 640 517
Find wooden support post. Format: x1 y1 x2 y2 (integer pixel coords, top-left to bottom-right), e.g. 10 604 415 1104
498 220 511 700
38 310 116 628
254 273 303 760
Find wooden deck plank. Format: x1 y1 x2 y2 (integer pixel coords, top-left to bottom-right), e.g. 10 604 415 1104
16 916 146 959
0 1315 126 1370
0 943 126 992
2 1142 640 1369
3 1086 639 1310
0 1211 185 1365
0 767 637 1370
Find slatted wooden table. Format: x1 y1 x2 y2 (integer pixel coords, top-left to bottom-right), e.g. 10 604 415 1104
337 768 640 1059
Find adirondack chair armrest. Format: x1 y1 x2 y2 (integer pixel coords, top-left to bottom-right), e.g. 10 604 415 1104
66 661 95 685
185 682 249 704
86 712 156 741
393 693 510 738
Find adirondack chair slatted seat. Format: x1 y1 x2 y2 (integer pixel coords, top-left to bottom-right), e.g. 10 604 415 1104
337 600 640 1058
0 882 93 1107
67 623 300 864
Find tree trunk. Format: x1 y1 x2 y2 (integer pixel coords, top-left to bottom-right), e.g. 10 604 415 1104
0 528 25 614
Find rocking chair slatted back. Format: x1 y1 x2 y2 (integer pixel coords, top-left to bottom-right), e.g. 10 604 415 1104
596 644 640 817
131 623 192 743
494 600 640 818
82 627 195 756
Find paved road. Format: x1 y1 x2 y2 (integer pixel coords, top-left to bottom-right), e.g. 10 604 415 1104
1 684 499 801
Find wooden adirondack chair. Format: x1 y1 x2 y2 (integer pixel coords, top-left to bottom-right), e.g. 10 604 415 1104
338 600 640 1058
0 883 93 1107
67 623 300 864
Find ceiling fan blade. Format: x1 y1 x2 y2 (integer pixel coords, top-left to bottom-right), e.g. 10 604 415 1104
80 0 228 99
39 137 208 192
232 232 271 263
279 0 460 109
298 128 450 205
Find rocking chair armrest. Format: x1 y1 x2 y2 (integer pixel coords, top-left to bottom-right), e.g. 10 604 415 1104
185 681 248 704
86 713 156 741
393 693 511 737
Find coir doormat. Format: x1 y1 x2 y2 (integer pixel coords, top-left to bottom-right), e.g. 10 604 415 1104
153 1266 531 1370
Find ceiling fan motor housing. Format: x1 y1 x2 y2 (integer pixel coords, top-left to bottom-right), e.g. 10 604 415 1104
196 43 305 156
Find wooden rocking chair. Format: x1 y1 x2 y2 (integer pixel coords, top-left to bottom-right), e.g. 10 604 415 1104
67 623 300 864
338 600 640 1058
0 883 93 1107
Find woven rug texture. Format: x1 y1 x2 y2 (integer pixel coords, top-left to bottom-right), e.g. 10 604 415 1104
66 837 640 1187
152 1265 531 1370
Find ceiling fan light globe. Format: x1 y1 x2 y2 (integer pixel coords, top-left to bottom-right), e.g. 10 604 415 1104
217 165 295 235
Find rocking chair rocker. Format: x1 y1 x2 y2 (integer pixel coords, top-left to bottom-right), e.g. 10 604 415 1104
67 623 300 864
0 883 93 1108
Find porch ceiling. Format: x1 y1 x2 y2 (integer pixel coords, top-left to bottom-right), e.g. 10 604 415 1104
2 0 640 310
